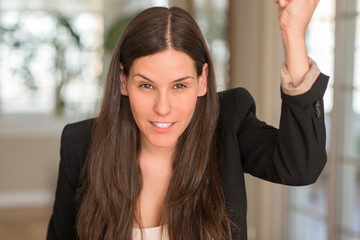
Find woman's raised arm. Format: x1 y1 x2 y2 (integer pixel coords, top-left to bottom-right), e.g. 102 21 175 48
275 0 320 88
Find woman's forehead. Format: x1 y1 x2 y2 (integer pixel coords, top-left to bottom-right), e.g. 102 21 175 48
130 49 197 78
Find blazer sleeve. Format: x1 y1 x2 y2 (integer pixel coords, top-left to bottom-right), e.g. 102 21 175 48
238 72 329 185
47 120 92 239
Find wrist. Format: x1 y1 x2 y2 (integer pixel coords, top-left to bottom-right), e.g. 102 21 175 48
281 32 309 87
281 30 306 47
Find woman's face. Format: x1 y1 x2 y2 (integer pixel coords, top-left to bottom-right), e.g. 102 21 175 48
120 49 208 150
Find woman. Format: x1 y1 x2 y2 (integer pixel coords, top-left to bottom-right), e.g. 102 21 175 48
47 1 329 239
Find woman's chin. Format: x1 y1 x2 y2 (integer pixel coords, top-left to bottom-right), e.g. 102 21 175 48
143 136 178 150
150 140 177 149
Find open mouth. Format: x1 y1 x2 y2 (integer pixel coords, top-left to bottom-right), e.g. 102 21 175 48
151 122 174 129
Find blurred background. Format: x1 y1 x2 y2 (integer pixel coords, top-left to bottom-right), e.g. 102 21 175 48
0 0 359 239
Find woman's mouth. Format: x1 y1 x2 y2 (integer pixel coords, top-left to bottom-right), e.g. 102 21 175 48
151 122 174 129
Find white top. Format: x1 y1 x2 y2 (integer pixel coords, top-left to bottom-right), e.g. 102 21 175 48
132 226 169 240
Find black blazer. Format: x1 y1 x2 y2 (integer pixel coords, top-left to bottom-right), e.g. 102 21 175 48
47 73 329 240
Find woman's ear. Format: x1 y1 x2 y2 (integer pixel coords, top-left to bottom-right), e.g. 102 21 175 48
197 63 208 97
120 64 128 96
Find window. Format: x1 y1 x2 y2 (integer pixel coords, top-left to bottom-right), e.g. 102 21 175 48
0 2 103 119
193 0 229 91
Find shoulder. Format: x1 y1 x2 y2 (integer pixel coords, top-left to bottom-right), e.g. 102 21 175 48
218 87 252 99
59 118 95 185
217 87 256 122
61 118 94 146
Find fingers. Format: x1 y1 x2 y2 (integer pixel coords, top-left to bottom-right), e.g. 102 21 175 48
276 0 320 9
278 0 289 8
274 0 289 8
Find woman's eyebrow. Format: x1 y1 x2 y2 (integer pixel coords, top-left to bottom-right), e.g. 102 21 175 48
173 76 194 83
133 73 154 83
133 73 194 83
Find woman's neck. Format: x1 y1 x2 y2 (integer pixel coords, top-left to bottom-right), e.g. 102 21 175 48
139 136 176 164
138 144 173 178
137 139 174 229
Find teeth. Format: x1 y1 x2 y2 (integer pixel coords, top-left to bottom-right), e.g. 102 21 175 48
152 122 173 128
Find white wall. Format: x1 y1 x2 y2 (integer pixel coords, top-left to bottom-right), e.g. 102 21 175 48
0 121 64 207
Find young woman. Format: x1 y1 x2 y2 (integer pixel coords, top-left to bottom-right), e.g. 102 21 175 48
47 1 329 239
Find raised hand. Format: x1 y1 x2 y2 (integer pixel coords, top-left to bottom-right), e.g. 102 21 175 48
276 0 320 38
274 0 320 87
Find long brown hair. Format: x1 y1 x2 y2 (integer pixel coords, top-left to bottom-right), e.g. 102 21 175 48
76 7 232 239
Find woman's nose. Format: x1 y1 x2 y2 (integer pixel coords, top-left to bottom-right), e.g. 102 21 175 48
153 92 172 116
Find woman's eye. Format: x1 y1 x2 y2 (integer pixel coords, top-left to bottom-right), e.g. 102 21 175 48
174 83 186 89
140 84 154 89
